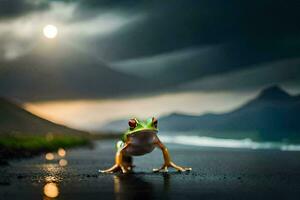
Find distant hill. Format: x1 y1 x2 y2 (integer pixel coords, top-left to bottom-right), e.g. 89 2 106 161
0 98 87 135
103 86 300 140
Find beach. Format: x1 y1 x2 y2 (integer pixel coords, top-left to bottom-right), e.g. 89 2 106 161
1 140 300 200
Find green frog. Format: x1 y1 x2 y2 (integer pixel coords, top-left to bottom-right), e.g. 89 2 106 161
99 117 192 173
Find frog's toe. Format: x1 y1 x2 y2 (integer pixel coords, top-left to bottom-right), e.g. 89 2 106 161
169 162 192 172
153 168 168 173
99 164 121 173
120 166 130 173
175 167 192 172
153 165 168 173
99 169 114 174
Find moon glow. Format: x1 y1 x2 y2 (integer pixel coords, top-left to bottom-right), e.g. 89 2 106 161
43 25 58 39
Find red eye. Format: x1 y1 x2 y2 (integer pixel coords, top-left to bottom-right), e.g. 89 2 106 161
128 119 137 129
152 117 158 128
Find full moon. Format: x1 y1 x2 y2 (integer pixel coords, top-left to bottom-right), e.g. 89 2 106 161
43 25 58 39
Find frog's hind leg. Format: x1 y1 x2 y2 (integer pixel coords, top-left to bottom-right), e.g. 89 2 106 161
99 141 131 173
116 140 134 171
153 138 192 172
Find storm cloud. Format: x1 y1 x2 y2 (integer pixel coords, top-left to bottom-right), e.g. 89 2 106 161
0 0 299 101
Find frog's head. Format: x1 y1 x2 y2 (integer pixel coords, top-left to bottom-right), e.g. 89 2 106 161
126 117 158 135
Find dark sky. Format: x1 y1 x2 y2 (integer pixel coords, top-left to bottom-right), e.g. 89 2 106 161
0 0 300 101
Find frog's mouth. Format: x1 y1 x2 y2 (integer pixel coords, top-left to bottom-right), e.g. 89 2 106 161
130 129 158 135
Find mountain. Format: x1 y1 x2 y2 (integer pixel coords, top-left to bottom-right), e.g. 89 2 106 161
103 86 300 140
159 85 300 140
0 97 86 135
0 41 156 101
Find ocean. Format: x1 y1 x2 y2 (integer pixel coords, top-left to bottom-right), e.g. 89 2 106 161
159 132 300 151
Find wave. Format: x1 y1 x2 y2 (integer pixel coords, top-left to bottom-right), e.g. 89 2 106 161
159 135 300 151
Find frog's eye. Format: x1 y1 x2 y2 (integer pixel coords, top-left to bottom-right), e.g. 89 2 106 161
152 117 158 128
128 119 137 129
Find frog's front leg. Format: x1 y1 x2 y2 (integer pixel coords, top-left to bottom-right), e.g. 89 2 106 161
99 143 131 174
153 138 192 172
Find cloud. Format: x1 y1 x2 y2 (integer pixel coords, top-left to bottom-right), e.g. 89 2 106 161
110 42 300 86
63 11 144 38
0 0 48 18
111 45 221 77
1 0 300 62
0 1 143 60
0 2 77 60
0 0 300 101
178 58 300 92
78 0 300 61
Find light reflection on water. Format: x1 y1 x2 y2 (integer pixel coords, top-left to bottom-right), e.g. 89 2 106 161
44 182 59 198
45 176 59 183
59 159 68 167
42 165 62 199
45 148 67 161
45 153 55 161
58 148 66 157
42 148 68 199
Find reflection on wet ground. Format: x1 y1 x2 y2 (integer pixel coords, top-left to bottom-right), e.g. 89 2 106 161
42 148 68 199
113 173 171 200
45 153 54 161
1 140 300 200
59 159 68 167
44 182 59 199
57 148 66 157
42 164 63 199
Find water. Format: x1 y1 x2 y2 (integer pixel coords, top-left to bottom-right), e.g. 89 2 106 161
159 132 300 151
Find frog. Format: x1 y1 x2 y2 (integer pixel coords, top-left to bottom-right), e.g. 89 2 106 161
99 117 192 173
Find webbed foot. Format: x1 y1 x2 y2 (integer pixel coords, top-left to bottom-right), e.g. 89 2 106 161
153 162 192 173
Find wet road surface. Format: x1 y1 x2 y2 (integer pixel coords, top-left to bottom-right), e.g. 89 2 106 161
1 140 300 200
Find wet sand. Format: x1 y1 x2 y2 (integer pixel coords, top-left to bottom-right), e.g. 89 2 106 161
1 140 300 200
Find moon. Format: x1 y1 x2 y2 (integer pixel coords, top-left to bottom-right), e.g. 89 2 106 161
43 25 58 39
